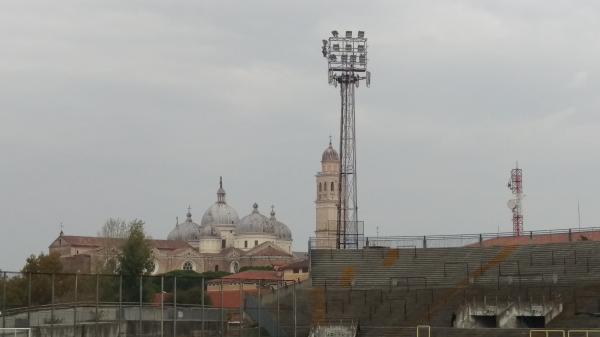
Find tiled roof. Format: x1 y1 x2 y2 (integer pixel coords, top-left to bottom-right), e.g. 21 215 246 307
54 235 192 250
244 242 292 257
150 239 192 250
221 270 284 281
280 259 309 271
479 231 600 247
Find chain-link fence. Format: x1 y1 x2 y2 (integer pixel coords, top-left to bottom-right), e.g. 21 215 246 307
0 272 300 337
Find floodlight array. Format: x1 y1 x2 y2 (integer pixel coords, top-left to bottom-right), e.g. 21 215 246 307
322 30 369 84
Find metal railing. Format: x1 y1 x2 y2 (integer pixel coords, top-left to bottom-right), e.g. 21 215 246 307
0 271 299 337
309 226 600 250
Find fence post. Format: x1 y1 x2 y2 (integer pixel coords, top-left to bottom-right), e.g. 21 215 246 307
220 279 224 337
258 281 261 337
139 275 143 336
173 276 177 337
276 281 280 337
51 273 55 337
239 281 243 337
73 273 77 337
201 277 205 337
161 275 164 337
293 282 297 337
2 272 6 330
119 274 123 336
28 273 31 331
96 273 99 337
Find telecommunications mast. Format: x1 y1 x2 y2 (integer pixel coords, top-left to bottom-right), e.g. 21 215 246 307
321 30 370 249
507 162 524 235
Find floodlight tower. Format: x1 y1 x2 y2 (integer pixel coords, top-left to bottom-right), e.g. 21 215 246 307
507 162 524 235
321 30 371 249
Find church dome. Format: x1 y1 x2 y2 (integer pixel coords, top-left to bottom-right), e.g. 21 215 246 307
238 203 275 235
167 208 201 241
201 177 240 227
269 207 292 240
322 140 339 162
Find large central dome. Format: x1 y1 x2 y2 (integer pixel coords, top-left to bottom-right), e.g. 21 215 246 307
201 177 240 227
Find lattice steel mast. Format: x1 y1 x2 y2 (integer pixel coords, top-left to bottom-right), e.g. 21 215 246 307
507 162 524 235
322 30 371 249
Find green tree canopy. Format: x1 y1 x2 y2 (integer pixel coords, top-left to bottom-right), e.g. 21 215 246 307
21 252 63 274
118 219 154 276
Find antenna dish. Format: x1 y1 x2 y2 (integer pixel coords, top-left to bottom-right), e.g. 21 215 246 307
507 199 517 210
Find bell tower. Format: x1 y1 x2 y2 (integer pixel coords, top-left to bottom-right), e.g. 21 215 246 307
315 138 340 248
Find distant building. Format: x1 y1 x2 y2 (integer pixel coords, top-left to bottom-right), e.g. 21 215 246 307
279 259 309 282
206 270 286 309
315 140 340 248
49 177 300 274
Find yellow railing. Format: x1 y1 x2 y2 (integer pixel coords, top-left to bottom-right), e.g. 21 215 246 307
416 325 430 337
530 330 565 337
567 330 600 337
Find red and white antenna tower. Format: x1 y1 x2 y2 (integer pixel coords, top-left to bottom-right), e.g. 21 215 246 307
507 162 523 235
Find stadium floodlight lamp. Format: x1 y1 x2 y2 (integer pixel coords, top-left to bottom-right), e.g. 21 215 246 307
357 31 365 38
323 29 369 82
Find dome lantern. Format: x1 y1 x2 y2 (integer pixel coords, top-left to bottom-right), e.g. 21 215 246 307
321 138 340 162
201 177 240 227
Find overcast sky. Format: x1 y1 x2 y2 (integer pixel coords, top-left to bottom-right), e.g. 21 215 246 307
2 1 600 271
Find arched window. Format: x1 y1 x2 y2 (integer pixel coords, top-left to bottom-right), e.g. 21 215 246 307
230 261 240 273
214 265 219 272
244 240 248 248
255 240 258 247
182 261 193 271
318 182 322 192
331 182 335 191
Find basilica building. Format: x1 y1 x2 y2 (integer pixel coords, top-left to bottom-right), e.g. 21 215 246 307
49 178 298 274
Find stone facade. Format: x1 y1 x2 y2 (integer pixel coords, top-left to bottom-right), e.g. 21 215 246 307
315 140 340 249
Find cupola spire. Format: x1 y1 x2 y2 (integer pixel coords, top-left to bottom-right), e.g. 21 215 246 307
186 205 192 222
217 176 226 203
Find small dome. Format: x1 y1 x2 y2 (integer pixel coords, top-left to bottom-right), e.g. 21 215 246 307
201 177 240 227
238 203 275 235
168 208 201 241
269 207 292 240
322 140 339 162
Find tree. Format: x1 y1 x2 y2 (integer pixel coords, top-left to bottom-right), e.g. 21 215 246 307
118 220 154 301
118 219 154 276
159 270 230 305
96 217 129 273
7 252 67 306
22 252 63 274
